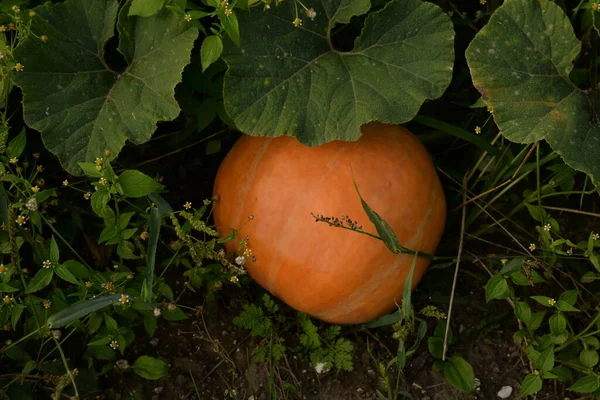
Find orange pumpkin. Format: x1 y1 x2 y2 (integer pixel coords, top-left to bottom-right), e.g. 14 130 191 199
213 122 446 324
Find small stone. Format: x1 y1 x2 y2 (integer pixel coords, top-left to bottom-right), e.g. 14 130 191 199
497 386 513 399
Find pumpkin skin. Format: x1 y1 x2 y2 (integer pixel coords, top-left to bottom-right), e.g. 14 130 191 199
213 122 446 324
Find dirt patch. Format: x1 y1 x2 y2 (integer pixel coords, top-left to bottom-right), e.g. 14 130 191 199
85 267 567 400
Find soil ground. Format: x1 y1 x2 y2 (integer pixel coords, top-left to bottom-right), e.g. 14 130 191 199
92 264 566 400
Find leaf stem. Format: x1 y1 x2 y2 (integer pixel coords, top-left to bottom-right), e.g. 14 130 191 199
51 335 79 399
39 213 90 268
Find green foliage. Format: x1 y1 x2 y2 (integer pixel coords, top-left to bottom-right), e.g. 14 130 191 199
298 313 354 372
483 222 600 396
132 355 169 380
233 293 286 362
12 0 198 174
466 0 600 184
222 0 454 146
0 0 600 397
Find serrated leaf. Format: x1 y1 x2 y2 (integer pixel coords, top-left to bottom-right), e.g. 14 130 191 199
559 290 580 306
549 313 567 335
520 373 542 396
556 300 579 312
584 337 600 349
498 257 526 275
568 375 600 393
201 35 223 72
91 190 113 219
158 282 173 301
55 264 79 285
133 355 168 380
465 0 600 184
485 274 510 302
514 301 532 325
222 0 454 146
536 346 555 372
12 0 198 174
162 306 187 321
0 283 19 292
11 304 25 329
25 268 53 293
88 336 112 346
62 260 90 278
104 313 118 331
427 337 443 359
118 170 164 198
531 296 554 307
117 240 138 259
525 204 547 222
550 366 572 382
219 8 240 46
77 162 103 178
49 235 59 264
528 310 546 331
143 314 157 337
443 356 475 393
6 129 26 159
580 349 599 368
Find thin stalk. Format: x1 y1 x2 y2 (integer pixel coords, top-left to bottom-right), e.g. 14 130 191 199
39 213 90 268
51 336 79 399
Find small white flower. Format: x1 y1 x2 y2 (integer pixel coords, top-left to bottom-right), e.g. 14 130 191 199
52 329 61 340
543 223 551 232
153 307 161 317
235 255 246 265
26 197 38 211
314 361 328 374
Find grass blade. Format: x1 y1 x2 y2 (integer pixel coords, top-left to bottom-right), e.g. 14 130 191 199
48 294 121 328
146 206 161 302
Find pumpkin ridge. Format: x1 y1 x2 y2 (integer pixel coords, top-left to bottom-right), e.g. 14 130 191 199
265 143 353 293
323 189 443 322
316 144 446 323
230 138 275 231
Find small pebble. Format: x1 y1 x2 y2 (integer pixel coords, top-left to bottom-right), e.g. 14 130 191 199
497 386 513 399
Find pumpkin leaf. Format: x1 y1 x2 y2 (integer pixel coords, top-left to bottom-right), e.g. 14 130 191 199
129 0 164 17
352 179 401 253
222 0 454 146
12 0 198 175
465 0 600 184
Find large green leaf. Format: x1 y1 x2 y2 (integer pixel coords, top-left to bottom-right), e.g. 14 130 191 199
465 0 600 184
12 0 197 174
222 0 454 145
